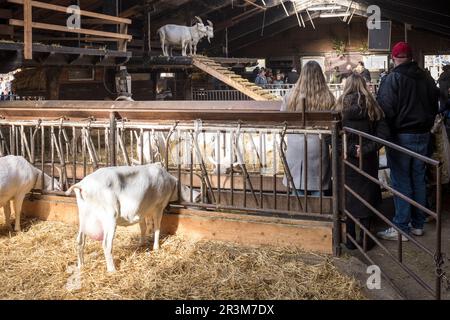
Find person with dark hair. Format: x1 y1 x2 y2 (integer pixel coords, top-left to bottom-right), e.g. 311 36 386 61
286 67 299 84
254 68 268 87
355 61 371 82
376 42 439 240
251 66 260 82
438 64 450 112
337 73 390 251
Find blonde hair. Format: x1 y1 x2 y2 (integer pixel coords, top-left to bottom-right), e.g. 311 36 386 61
336 73 384 121
286 61 336 111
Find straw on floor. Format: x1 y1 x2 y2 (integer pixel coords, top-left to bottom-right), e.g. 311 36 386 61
0 217 365 300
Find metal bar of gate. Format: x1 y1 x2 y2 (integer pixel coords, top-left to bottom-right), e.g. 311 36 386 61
342 126 443 299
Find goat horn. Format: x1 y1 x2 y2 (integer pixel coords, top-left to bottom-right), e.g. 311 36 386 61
195 16 203 23
207 20 213 27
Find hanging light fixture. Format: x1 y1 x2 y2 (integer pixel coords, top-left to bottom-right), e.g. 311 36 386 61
308 6 343 11
320 12 351 18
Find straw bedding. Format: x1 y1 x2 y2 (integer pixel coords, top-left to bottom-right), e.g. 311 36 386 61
0 216 364 300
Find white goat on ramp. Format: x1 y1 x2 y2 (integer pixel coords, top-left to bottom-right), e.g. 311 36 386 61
66 163 200 272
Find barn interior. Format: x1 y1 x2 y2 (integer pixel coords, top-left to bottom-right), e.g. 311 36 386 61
0 0 449 100
0 0 450 301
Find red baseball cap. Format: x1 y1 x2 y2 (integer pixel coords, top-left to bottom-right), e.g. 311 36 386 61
392 42 413 58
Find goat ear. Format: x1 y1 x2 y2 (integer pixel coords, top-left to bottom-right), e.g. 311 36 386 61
194 16 203 24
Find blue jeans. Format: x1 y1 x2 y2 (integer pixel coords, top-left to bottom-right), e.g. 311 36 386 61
386 133 430 233
293 190 323 197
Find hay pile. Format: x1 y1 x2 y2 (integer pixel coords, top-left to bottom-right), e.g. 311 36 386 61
0 217 365 300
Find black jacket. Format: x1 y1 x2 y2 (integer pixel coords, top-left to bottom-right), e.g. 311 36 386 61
342 93 390 218
360 68 372 82
377 61 439 134
438 70 450 110
342 93 391 159
286 71 299 84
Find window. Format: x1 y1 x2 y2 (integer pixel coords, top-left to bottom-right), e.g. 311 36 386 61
363 55 389 71
160 72 175 79
424 55 450 80
301 56 325 72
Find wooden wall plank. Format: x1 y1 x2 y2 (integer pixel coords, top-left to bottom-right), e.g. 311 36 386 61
23 0 32 60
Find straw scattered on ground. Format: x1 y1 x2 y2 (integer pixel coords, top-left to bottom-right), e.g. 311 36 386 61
0 217 365 300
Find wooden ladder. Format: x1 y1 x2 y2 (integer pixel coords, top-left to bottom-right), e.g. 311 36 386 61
192 56 281 101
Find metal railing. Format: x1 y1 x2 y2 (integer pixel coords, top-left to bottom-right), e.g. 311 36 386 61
263 84 294 98
342 126 444 299
0 94 45 101
0 116 339 223
329 83 379 99
192 90 251 101
192 83 379 101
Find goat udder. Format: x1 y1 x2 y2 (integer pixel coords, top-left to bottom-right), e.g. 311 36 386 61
83 218 104 241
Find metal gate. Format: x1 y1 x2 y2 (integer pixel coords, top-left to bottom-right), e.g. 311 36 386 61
341 126 445 299
0 117 336 221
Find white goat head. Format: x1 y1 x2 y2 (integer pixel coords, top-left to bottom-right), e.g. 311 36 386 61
206 20 214 43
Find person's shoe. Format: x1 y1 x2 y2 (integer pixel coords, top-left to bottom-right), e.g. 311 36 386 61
376 227 409 241
410 228 424 236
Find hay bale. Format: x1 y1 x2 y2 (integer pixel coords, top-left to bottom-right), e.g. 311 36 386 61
0 216 365 300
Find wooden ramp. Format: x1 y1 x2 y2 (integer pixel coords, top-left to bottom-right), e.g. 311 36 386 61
192 55 281 101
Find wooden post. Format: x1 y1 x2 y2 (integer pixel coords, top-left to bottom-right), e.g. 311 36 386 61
118 23 128 51
109 112 117 166
23 0 32 60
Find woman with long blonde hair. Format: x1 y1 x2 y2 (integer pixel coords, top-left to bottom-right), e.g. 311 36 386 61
280 61 336 196
285 61 336 112
337 73 390 251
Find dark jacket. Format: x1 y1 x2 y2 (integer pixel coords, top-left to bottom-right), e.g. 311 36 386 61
377 61 439 134
438 70 450 110
342 93 390 218
360 68 372 82
286 71 299 84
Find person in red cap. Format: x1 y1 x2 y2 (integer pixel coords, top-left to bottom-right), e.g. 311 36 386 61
376 42 439 241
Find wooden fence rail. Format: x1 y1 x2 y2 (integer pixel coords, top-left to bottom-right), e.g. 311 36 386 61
6 0 132 59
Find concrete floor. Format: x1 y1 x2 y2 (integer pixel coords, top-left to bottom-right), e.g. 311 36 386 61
346 194 450 300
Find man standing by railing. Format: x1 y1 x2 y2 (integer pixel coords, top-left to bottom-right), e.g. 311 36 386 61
376 42 439 240
255 68 268 87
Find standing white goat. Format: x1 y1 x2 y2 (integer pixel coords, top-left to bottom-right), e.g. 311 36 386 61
190 19 214 56
0 155 61 231
66 163 200 272
158 16 207 57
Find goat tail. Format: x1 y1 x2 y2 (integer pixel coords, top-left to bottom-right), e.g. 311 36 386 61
65 184 82 197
